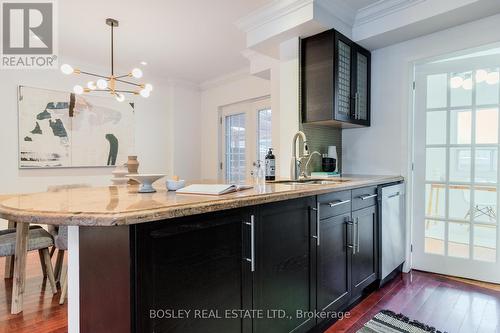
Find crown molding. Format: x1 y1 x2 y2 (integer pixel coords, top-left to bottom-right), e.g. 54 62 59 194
235 0 314 33
355 0 426 26
200 68 251 91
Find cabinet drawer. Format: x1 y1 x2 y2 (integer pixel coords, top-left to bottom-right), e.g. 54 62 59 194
318 190 351 219
352 186 378 211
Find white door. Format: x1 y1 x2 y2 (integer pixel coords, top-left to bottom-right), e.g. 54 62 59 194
412 48 500 283
220 98 271 183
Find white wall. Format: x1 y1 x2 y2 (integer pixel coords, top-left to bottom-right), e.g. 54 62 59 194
0 60 201 195
170 82 202 180
200 71 271 179
342 13 500 178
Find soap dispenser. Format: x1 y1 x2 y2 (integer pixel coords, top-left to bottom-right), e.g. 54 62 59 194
265 148 276 181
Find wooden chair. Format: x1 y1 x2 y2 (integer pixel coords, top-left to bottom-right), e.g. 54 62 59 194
0 226 57 304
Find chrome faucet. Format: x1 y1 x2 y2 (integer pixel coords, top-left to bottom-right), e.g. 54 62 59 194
303 151 322 178
290 131 309 180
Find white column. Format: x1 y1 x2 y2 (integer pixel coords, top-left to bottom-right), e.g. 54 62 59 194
68 226 80 333
278 37 301 178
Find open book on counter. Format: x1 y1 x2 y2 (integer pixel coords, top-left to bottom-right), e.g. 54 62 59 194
175 184 253 196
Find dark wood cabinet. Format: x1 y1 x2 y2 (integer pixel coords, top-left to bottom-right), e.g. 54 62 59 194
80 186 384 333
134 209 252 333
301 29 371 128
351 205 378 299
253 197 317 333
317 212 351 313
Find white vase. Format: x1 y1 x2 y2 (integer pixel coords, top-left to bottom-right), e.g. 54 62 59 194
327 146 338 172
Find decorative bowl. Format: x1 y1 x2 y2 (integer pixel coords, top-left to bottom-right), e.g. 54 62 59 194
166 179 186 191
126 174 166 193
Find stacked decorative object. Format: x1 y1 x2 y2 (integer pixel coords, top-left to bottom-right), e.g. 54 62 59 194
127 155 140 184
111 164 129 185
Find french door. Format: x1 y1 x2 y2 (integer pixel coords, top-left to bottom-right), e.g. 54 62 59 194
413 49 500 283
220 97 271 183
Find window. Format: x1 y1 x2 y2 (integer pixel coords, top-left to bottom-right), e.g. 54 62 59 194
220 98 271 183
257 109 272 161
424 68 499 262
225 113 246 184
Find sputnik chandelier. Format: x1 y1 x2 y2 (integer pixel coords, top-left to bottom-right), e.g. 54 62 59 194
60 18 153 102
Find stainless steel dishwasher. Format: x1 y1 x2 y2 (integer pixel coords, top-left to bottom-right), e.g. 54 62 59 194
377 182 406 284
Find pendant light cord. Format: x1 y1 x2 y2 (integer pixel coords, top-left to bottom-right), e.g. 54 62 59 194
111 23 114 76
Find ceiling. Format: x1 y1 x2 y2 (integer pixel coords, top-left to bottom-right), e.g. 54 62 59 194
59 0 272 83
344 0 380 11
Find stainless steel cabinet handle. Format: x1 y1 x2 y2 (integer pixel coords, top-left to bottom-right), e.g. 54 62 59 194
355 92 359 119
327 199 351 207
311 204 320 246
388 192 401 199
356 217 360 253
359 194 377 200
346 220 354 252
243 215 255 272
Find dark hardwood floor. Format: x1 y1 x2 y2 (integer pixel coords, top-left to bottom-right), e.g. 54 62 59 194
0 253 67 333
1 254 499 333
326 270 500 333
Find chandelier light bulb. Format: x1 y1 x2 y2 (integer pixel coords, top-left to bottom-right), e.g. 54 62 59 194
61 64 74 75
462 78 473 90
486 72 500 85
476 69 488 83
144 83 153 92
96 79 108 89
87 81 97 90
140 88 150 98
131 68 143 79
450 76 463 89
115 93 125 102
73 85 84 95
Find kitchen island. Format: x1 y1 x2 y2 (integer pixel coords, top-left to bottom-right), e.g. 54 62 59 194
0 175 403 333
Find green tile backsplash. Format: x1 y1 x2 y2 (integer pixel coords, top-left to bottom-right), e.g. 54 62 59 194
299 123 342 173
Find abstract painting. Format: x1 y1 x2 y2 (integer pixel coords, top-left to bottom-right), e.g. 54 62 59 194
18 86 135 168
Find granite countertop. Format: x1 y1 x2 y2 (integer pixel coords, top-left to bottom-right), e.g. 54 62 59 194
0 175 403 226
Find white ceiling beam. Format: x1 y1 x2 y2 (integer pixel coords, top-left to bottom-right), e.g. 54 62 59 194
353 0 500 49
236 0 500 54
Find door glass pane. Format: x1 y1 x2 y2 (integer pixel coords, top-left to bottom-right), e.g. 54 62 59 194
449 186 470 220
257 109 272 161
427 74 447 108
448 222 470 258
449 147 471 182
475 148 498 183
426 148 446 181
225 113 246 184
476 69 499 105
450 72 472 107
474 225 497 262
425 220 445 255
426 111 447 144
472 187 497 223
450 109 471 144
425 220 444 255
337 41 351 117
356 52 368 121
426 184 445 218
476 108 498 144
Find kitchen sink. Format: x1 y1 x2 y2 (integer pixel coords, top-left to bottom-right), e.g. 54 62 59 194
270 179 349 185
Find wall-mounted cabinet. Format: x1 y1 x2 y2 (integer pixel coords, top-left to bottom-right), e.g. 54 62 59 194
301 29 371 128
